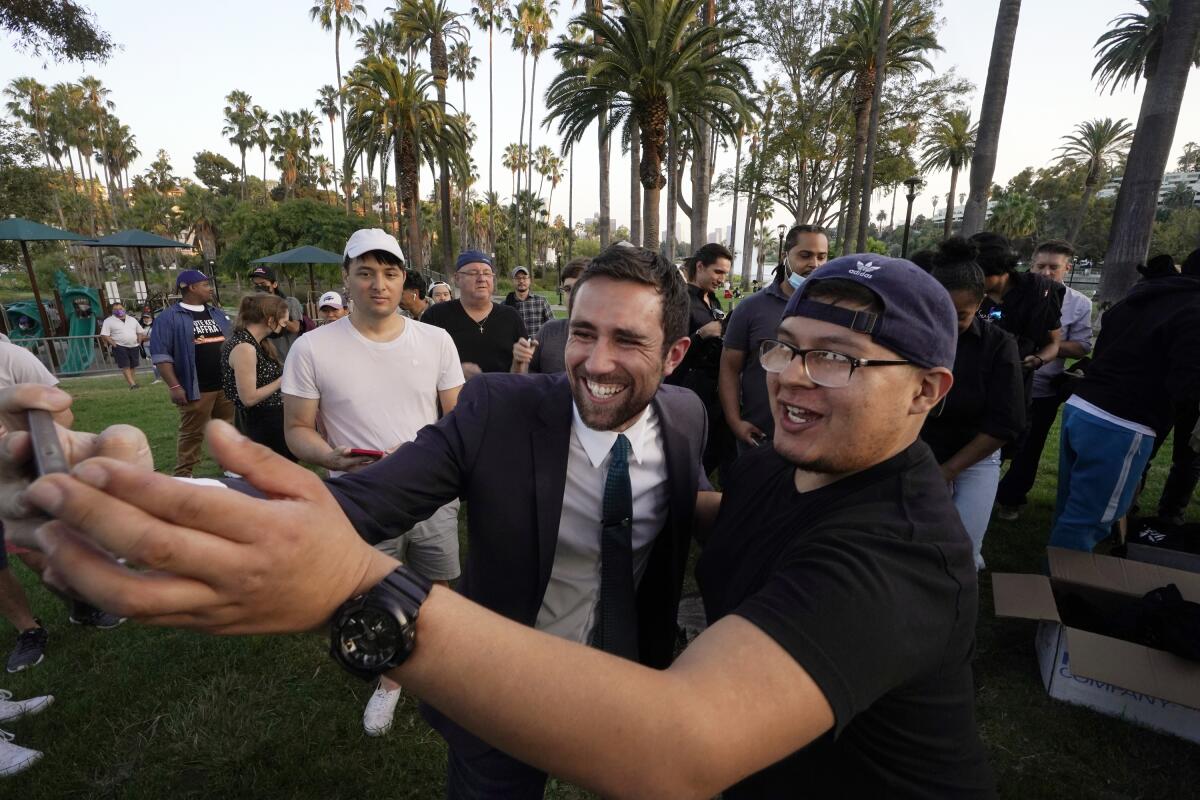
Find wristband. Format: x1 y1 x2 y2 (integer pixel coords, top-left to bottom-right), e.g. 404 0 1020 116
168 384 182 390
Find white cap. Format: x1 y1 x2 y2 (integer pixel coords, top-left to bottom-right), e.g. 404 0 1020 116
318 291 345 310
344 228 406 263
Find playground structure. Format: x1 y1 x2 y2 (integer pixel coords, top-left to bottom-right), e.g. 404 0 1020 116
6 270 103 374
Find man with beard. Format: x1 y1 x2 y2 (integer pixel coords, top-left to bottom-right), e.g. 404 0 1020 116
4 254 994 797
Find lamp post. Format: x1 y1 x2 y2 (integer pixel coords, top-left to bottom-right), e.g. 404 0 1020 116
901 177 923 258
776 224 787 266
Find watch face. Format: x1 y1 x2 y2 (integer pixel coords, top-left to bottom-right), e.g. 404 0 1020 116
336 607 402 671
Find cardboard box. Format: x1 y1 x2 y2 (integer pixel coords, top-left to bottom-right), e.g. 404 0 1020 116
993 548 1200 744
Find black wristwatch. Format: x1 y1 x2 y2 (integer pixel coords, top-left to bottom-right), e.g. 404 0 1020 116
329 564 432 680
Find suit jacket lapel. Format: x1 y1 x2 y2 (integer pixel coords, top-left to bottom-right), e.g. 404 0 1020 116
653 390 694 547
532 376 574 593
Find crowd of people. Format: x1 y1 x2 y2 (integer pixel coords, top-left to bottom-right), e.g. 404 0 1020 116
0 222 1196 795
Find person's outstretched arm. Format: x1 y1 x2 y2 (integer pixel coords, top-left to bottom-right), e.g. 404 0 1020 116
21 424 835 799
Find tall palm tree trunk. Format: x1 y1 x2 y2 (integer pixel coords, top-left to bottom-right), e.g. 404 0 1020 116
641 110 668 252
488 25 496 255
526 56 540 270
729 131 742 255
1067 178 1097 247
857 0 892 251
630 118 642 245
335 21 352 213
598 114 611 247
328 117 338 205
1099 0 1200 302
843 77 872 256
665 123 678 258
943 165 960 238
567 148 575 259
962 0 1022 236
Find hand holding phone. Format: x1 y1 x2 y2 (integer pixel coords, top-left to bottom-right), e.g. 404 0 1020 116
27 409 68 476
347 448 385 460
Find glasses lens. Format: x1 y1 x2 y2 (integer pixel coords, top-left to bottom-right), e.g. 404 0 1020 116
804 350 853 387
759 341 793 373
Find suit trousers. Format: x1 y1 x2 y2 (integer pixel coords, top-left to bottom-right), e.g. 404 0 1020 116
174 390 236 477
445 740 547 800
996 395 1062 508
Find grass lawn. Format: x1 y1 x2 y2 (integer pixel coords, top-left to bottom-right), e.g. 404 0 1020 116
4 374 1199 798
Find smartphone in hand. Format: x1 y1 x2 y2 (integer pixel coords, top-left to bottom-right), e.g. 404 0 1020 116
347 448 386 460
28 409 68 476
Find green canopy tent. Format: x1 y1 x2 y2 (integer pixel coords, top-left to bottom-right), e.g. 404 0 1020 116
79 229 194 308
0 216 94 368
250 246 344 309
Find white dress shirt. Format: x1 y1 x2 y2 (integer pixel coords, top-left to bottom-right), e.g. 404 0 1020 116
1032 284 1093 399
534 403 670 644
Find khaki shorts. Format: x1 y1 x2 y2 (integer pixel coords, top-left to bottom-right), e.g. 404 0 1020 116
374 500 462 581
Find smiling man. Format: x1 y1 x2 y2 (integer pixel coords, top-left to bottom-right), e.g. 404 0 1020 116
2 254 992 797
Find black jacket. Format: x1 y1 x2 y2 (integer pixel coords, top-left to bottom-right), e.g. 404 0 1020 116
1075 275 1200 436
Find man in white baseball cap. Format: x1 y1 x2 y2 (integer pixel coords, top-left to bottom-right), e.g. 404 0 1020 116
317 291 348 324
279 228 466 735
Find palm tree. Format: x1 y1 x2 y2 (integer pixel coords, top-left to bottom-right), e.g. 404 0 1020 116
1055 117 1135 246
394 0 468 268
919 108 976 238
961 0 1023 236
79 75 117 227
988 191 1040 239
177 184 223 262
313 155 336 202
1095 0 1200 301
589 0 611 248
357 17 397 59
448 40 479 119
310 0 367 212
547 0 753 248
346 56 470 270
297 108 323 180
502 142 524 201
316 85 342 200
250 105 272 192
270 111 303 199
5 76 67 225
811 0 940 255
222 89 254 199
471 0 508 255
519 0 557 268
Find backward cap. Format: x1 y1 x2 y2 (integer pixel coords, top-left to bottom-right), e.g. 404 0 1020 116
782 254 958 370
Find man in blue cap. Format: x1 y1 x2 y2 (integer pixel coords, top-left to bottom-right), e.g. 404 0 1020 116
148 269 234 477
422 250 527 378
7 255 995 797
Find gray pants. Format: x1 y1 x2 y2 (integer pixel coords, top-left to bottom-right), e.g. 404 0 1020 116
374 500 461 581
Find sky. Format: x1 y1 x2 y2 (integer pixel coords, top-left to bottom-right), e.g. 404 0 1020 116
3 0 1198 255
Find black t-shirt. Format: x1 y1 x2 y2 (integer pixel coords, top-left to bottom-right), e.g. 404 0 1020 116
667 284 725 388
188 308 226 392
421 299 527 374
979 271 1064 360
920 318 1025 463
697 443 994 798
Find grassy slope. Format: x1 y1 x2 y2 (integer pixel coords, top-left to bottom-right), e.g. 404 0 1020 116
4 375 1198 798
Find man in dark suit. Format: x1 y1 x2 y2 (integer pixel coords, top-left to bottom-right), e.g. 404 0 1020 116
325 243 711 797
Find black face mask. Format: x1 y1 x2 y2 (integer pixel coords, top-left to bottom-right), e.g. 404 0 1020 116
254 285 271 294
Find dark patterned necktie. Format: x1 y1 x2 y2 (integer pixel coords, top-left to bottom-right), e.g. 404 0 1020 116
590 433 638 659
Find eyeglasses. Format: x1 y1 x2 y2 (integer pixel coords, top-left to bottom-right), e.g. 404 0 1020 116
758 339 910 388
458 270 494 279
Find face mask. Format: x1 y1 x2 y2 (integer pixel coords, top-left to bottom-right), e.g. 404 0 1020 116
114 309 125 318
788 271 806 290
254 285 270 294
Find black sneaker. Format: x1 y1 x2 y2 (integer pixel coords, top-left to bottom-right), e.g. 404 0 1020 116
68 603 126 629
6 624 47 673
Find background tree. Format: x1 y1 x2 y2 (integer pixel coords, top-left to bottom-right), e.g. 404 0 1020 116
961 0 1022 236
310 0 367 212
1054 117 1134 245
0 0 114 62
919 107 976 237
222 89 253 200
547 0 753 249
1095 0 1200 301
471 0 508 255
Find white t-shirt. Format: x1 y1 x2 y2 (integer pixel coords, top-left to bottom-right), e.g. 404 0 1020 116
100 315 145 347
281 316 465 460
0 342 58 389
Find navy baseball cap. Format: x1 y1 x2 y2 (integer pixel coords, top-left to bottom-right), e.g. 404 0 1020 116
249 265 278 282
782 254 957 370
176 269 210 289
455 250 494 271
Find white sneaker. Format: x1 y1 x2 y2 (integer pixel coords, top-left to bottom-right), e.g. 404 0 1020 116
0 729 41 776
0 690 53 724
362 682 402 737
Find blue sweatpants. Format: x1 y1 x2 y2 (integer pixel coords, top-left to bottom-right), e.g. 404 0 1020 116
1050 403 1155 552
